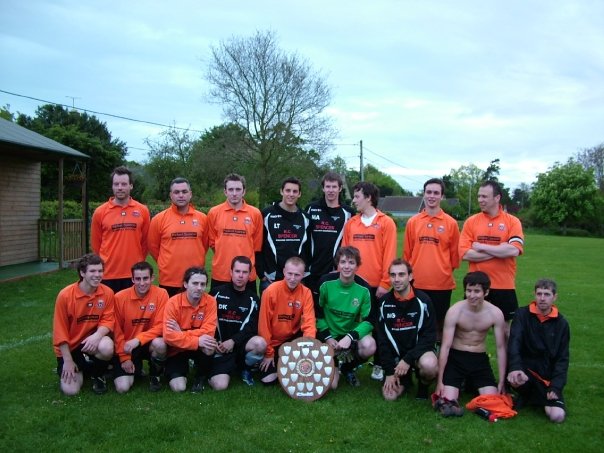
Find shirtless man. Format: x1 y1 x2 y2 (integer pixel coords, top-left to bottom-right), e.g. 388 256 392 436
435 271 507 416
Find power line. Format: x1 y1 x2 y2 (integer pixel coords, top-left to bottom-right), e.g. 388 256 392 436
0 88 205 133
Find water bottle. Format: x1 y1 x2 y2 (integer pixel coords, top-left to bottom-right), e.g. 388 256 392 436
474 407 498 422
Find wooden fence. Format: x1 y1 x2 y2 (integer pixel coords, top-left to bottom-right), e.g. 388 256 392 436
39 219 86 264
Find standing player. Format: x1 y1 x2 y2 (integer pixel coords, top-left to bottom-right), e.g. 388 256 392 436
304 171 354 296
317 246 375 388
403 178 460 341
163 267 217 393
112 261 168 393
378 259 438 401
208 256 267 389
207 174 262 292
258 177 311 292
507 279 569 423
53 254 114 395
148 177 209 297
91 166 150 293
342 181 397 381
459 180 524 335
258 257 316 384
435 271 507 417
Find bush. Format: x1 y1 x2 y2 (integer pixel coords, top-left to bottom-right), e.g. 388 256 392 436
40 200 83 219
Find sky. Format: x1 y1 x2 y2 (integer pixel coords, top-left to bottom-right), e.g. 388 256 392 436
1 0 603 194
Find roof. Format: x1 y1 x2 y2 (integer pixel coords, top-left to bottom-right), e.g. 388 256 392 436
379 196 424 213
0 117 89 161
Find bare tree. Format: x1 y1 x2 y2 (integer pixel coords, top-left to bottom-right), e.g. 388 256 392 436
204 30 336 205
576 143 604 192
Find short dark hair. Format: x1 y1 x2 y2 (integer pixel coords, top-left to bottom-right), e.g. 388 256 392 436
334 246 361 267
111 166 132 184
281 177 302 191
231 255 252 271
423 178 445 195
224 173 246 190
463 271 491 292
389 258 412 274
322 172 343 188
170 177 191 190
77 253 104 281
131 261 153 277
183 266 208 284
535 278 557 295
480 180 502 198
352 181 379 207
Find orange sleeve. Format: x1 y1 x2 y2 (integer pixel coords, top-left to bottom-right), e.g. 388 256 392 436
300 288 317 338
52 288 71 351
402 216 415 262
207 207 218 250
379 216 398 290
459 215 475 259
113 293 130 362
147 212 162 261
252 209 263 253
90 204 105 254
99 291 115 333
450 218 461 270
185 293 218 338
139 204 151 258
163 295 199 351
509 216 524 254
258 289 275 357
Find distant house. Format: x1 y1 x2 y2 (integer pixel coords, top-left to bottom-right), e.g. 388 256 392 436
0 117 89 270
378 196 460 219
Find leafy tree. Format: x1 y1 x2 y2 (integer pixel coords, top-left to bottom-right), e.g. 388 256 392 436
144 127 198 202
530 159 600 234
346 164 411 198
511 183 531 211
576 143 604 192
1 104 14 121
17 104 126 201
446 163 483 218
204 30 336 205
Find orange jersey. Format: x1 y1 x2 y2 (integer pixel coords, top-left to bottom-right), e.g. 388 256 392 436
91 197 150 279
342 210 398 289
148 204 209 287
163 292 217 356
113 285 169 363
459 207 524 289
207 200 263 281
258 280 316 358
403 209 460 290
53 282 115 357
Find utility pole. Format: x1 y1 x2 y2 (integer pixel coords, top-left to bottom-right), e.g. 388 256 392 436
65 96 81 109
359 140 364 181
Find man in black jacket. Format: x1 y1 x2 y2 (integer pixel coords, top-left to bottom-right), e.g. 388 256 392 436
377 258 438 401
507 278 570 423
208 256 267 389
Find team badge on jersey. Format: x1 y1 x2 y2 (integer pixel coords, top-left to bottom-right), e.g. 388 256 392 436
97 300 105 309
196 313 205 320
437 225 445 233
294 301 301 309
148 304 155 312
244 217 252 224
352 298 360 307
132 210 141 217
192 219 199 226
499 223 505 231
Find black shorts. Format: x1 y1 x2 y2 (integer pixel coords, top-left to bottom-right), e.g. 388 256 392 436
165 350 212 381
416 289 452 325
209 353 238 378
486 289 518 321
442 349 496 390
112 343 152 378
101 278 133 293
515 371 566 409
56 345 92 376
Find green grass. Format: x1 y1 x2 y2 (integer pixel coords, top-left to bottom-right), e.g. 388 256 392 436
1 233 603 452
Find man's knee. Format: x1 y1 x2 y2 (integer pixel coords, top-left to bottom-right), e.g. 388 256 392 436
358 335 376 359
209 374 230 391
546 406 566 423
169 377 187 392
114 376 133 394
246 336 267 355
60 376 83 396
417 352 438 380
382 387 402 401
96 336 114 360
150 337 167 356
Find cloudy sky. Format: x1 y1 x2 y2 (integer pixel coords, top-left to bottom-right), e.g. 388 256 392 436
1 0 603 194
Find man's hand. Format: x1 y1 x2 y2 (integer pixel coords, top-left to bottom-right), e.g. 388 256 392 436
124 338 141 354
394 359 410 377
198 334 217 350
81 332 102 354
259 357 274 372
217 339 235 354
337 336 352 350
121 359 135 374
326 338 338 350
60 358 78 384
166 319 182 332
507 370 529 387
383 375 402 394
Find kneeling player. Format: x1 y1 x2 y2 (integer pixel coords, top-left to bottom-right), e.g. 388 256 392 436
208 256 266 390
378 259 438 401
53 254 115 395
113 261 169 393
317 246 376 388
507 278 569 423
435 271 507 416
163 267 217 392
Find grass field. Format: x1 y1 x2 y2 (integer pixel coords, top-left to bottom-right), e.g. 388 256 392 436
1 233 603 452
